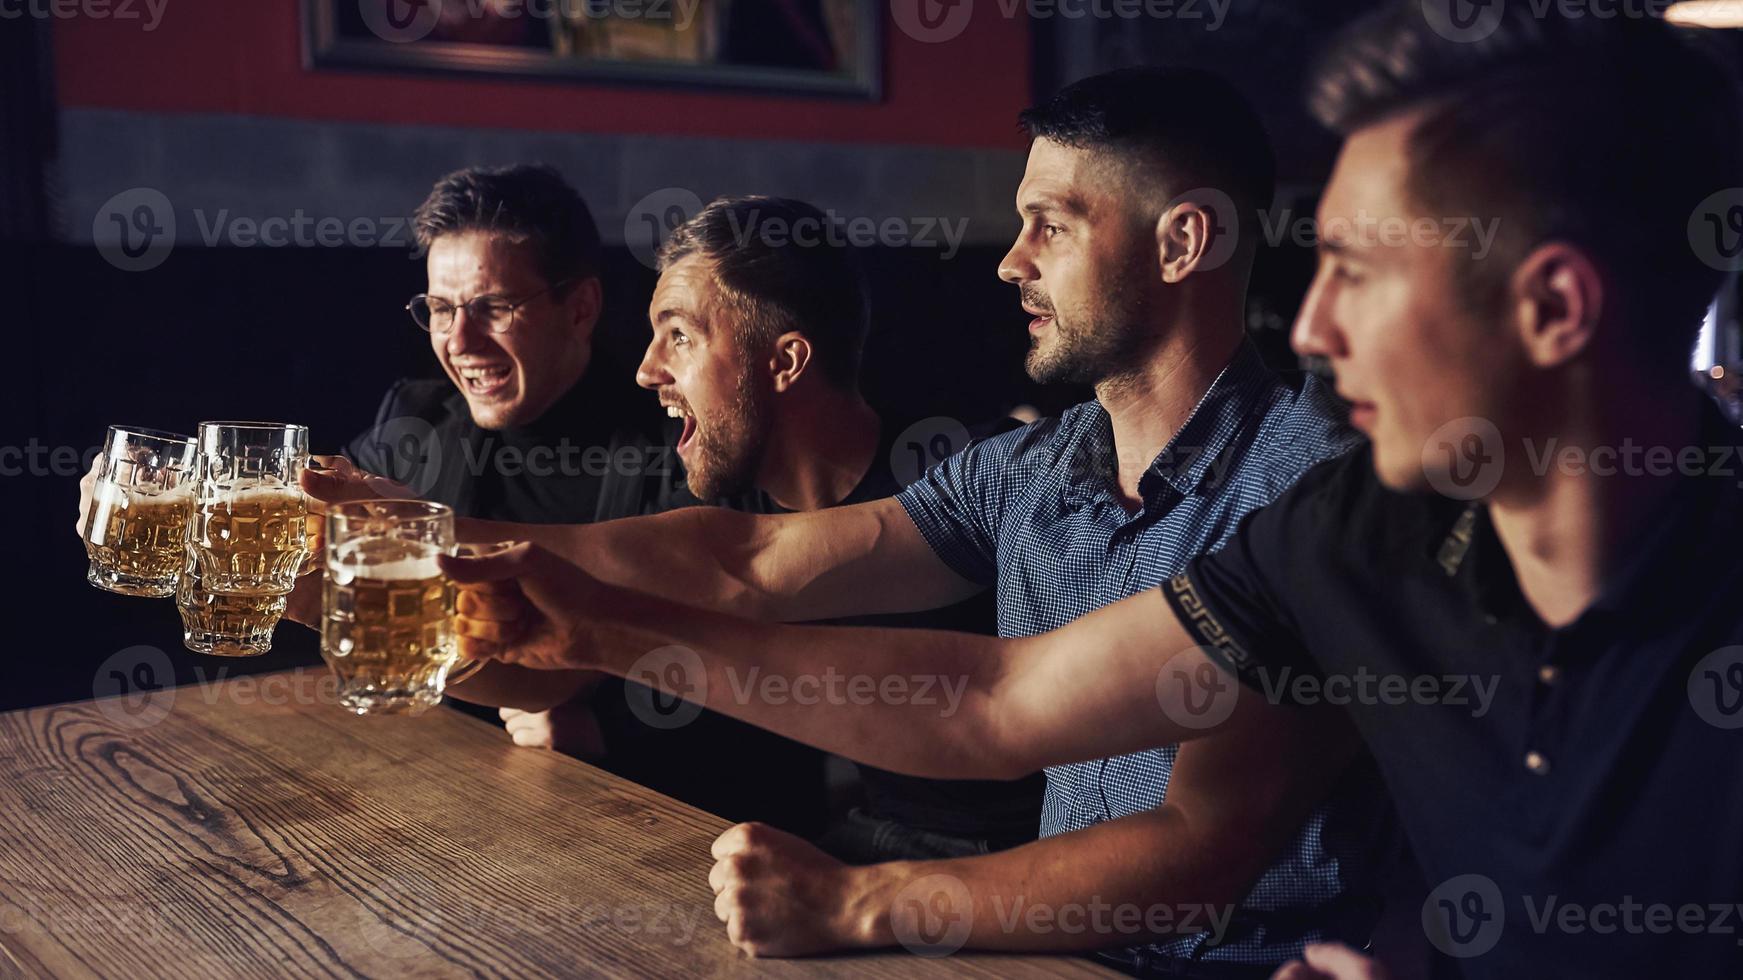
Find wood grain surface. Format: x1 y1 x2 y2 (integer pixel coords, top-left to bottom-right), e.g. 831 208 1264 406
0 667 1112 979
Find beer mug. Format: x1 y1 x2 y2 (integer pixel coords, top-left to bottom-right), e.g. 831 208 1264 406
83 426 198 597
189 422 312 597
321 500 471 715
177 551 288 658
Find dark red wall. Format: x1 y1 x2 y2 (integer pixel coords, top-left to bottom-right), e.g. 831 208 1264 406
54 0 1030 147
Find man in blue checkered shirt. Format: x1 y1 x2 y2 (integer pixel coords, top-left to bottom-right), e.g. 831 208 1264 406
381 68 1390 978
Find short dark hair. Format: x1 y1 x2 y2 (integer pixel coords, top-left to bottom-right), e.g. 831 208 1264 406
656 196 869 389
412 164 603 291
1309 2 1743 376
1018 67 1277 261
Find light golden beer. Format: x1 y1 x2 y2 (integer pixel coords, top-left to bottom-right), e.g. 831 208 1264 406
177 557 288 657
191 482 310 595
85 483 192 592
322 544 459 714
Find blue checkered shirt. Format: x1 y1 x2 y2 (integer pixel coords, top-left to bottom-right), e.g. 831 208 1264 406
897 340 1386 966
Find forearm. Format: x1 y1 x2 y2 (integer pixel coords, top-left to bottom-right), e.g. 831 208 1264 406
462 498 977 624
579 583 1032 779
461 509 782 619
837 808 1258 953
445 662 600 712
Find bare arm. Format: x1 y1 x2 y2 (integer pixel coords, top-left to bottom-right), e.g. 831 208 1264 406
710 684 1361 956
448 546 1290 778
441 661 596 713
847 706 1359 950
466 496 983 623
302 465 982 624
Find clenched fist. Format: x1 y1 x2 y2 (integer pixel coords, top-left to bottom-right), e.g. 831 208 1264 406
708 822 871 957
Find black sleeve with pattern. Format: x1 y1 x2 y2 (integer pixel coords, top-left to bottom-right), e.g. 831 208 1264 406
1159 454 1353 700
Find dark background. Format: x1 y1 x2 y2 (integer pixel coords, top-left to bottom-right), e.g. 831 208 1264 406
2 1 1378 713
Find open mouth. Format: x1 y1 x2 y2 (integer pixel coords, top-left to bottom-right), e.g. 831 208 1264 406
458 364 513 398
666 403 699 455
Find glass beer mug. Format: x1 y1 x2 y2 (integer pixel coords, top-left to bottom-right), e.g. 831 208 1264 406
321 500 477 715
83 426 199 597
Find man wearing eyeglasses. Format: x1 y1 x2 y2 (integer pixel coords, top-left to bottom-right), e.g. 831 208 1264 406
345 164 828 836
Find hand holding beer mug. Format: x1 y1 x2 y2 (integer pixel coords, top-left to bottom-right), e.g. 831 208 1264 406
442 541 609 673
321 500 477 715
82 427 198 597
179 422 313 655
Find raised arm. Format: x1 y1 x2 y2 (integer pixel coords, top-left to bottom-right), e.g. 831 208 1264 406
302 462 982 624
443 544 1289 779
473 496 981 623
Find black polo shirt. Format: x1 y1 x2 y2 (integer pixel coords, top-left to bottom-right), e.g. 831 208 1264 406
1161 404 1743 979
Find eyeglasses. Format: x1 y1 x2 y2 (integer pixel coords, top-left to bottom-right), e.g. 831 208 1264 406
406 277 577 335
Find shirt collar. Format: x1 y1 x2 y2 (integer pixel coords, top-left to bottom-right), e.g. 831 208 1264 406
1432 400 1743 627
1062 339 1277 507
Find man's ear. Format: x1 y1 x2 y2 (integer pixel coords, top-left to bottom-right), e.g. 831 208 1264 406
1507 243 1603 369
1155 200 1216 285
770 331 815 394
566 277 604 342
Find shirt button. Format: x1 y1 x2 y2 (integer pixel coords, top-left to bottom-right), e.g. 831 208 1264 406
1538 665 1560 686
1483 614 1499 626
1524 751 1552 776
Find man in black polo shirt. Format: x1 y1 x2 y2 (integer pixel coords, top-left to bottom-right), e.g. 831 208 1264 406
437 6 1743 977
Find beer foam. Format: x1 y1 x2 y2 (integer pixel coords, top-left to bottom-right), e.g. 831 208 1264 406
356 555 444 581
332 540 444 581
97 482 193 508
135 484 194 505
212 480 303 504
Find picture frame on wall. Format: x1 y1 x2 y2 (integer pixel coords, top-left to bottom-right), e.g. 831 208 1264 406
304 0 883 98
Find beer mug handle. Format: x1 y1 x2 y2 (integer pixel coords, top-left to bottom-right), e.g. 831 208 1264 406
296 458 340 578
297 515 322 577
447 658 486 685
